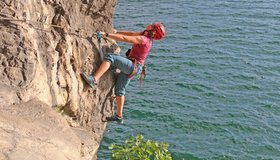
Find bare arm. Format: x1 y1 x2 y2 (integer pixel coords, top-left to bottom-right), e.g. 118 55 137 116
101 32 142 44
114 30 142 36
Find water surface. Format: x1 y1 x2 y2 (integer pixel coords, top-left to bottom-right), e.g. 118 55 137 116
98 1 280 159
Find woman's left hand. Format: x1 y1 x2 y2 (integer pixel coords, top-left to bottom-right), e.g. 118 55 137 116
99 31 106 36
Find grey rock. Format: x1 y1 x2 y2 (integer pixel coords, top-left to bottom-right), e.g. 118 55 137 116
0 0 119 159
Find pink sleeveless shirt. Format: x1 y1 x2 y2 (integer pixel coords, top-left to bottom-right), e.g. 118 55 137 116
129 36 152 65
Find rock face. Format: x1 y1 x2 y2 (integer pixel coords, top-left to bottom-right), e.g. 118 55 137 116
0 99 82 160
0 0 119 159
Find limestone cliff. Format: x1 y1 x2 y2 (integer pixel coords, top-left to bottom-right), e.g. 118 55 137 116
0 0 119 159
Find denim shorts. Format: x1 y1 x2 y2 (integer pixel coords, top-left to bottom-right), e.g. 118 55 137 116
105 54 142 96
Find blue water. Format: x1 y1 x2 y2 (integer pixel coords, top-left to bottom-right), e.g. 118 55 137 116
97 0 280 159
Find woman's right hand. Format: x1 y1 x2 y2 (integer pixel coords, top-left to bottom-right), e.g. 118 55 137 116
99 31 106 36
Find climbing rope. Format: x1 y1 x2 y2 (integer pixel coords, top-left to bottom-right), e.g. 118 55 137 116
0 13 120 73
0 12 100 39
0 12 119 45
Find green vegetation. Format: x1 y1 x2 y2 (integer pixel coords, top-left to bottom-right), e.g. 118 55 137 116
109 134 172 160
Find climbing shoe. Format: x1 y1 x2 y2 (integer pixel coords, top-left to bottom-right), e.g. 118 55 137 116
106 115 123 124
81 73 96 88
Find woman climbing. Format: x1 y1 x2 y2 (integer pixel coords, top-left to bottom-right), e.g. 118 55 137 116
81 22 166 124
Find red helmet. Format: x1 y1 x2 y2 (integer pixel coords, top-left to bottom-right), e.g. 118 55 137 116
153 22 166 40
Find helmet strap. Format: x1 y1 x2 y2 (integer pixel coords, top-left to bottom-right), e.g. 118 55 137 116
147 30 154 37
142 30 154 38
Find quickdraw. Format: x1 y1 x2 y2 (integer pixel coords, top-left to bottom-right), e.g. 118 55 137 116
138 64 146 87
127 57 147 88
97 31 103 60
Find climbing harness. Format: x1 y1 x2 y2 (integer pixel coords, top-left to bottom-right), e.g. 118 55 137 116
127 53 147 88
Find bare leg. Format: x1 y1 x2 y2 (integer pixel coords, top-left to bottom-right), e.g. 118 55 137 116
116 96 125 118
94 61 125 118
93 60 111 82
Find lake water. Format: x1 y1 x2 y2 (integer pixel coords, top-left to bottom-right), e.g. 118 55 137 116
98 0 280 159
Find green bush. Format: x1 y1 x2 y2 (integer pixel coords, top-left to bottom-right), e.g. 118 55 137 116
109 134 172 160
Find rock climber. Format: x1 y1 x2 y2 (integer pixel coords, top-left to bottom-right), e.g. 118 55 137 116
81 22 166 124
